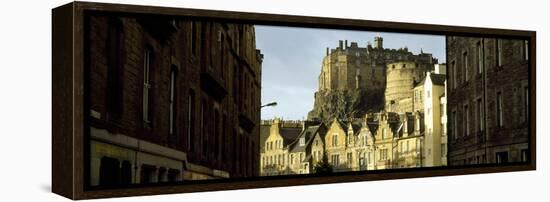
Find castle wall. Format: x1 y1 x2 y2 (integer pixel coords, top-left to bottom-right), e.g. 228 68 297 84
385 61 428 113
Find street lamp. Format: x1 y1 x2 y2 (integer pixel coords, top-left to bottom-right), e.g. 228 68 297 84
261 102 278 108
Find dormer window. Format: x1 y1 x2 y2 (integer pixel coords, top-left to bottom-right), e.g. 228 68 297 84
299 137 305 146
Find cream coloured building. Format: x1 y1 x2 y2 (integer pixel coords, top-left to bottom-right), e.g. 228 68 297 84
259 119 326 176
414 72 447 167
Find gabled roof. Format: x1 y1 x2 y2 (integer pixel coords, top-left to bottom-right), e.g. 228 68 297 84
416 72 446 87
430 73 446 86
280 127 302 146
260 124 272 151
289 125 322 153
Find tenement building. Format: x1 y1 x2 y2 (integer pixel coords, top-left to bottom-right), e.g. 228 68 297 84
88 15 263 186
446 36 529 165
259 119 325 175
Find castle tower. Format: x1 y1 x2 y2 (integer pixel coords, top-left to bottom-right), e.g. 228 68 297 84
374 36 383 49
385 61 424 113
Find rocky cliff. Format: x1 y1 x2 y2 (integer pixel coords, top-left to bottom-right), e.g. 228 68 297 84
307 89 384 124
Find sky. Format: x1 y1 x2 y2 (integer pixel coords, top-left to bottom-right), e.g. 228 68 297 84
255 25 446 120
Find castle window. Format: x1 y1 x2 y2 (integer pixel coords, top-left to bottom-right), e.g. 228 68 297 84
496 92 504 127
332 134 338 146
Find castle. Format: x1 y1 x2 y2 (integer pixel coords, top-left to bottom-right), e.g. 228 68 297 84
308 37 438 123
260 37 448 176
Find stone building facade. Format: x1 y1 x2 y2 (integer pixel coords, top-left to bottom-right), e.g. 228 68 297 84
87 15 262 186
446 36 529 165
259 119 325 176
385 61 433 113
413 72 447 166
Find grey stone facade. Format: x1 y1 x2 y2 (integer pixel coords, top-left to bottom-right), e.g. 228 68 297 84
446 36 529 165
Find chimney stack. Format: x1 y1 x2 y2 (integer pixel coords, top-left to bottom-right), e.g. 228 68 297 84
339 40 343 49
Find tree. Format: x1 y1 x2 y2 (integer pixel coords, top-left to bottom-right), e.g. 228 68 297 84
314 152 333 175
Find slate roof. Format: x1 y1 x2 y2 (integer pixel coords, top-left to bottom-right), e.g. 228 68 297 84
280 127 302 146
430 73 447 86
416 73 446 87
289 125 321 153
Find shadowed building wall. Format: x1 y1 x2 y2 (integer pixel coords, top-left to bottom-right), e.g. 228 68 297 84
447 36 529 165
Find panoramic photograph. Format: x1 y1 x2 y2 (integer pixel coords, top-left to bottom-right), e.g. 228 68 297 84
83 14 530 188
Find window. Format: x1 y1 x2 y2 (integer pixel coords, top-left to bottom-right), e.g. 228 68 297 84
220 33 225 78
521 149 529 162
380 149 388 160
477 41 484 74
477 98 484 132
522 40 529 60
143 48 153 124
347 152 352 166
382 128 387 139
191 22 197 55
464 105 469 136
332 134 338 146
214 109 220 159
496 151 508 164
497 92 504 127
452 111 457 139
406 141 410 152
523 86 529 123
331 155 340 166
496 39 503 67
451 61 457 89
200 100 207 154
169 68 177 135
300 137 305 146
187 90 195 151
441 144 446 157
463 51 469 82
99 157 121 187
